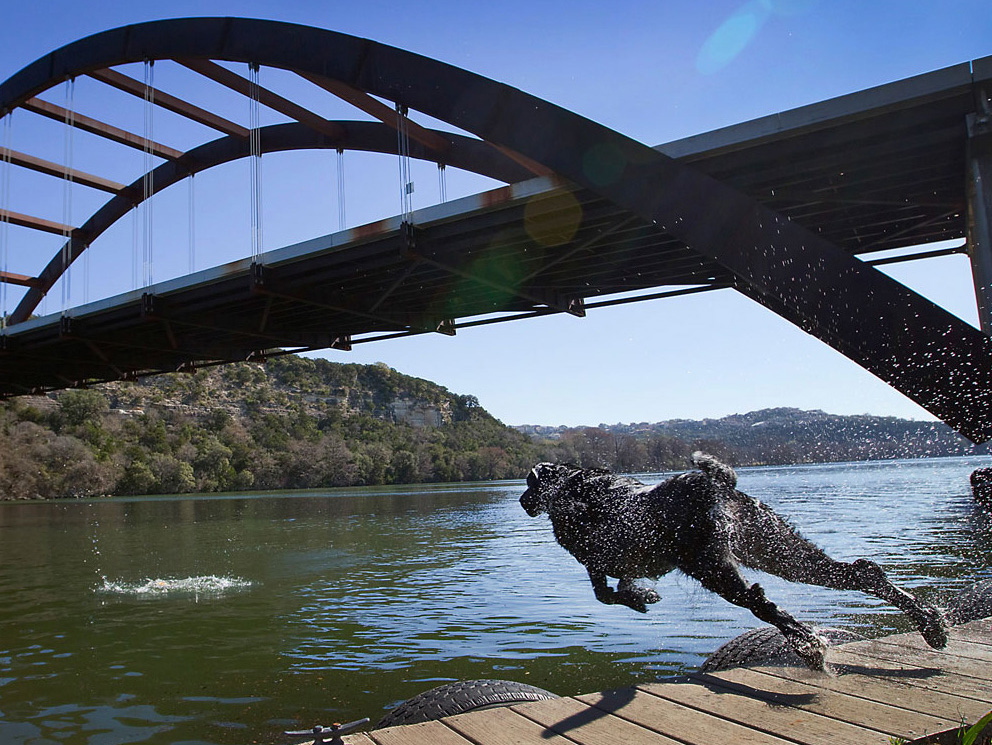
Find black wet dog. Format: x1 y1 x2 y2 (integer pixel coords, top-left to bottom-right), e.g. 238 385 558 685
520 453 948 670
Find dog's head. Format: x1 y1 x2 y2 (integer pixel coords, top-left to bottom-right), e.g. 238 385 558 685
520 463 575 517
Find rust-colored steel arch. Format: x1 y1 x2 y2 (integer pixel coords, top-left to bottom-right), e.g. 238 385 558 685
8 121 533 325
2 17 991 440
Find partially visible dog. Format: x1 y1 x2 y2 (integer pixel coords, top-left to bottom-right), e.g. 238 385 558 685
520 453 947 670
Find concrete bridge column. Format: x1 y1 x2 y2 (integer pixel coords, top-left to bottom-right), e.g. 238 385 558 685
967 111 992 335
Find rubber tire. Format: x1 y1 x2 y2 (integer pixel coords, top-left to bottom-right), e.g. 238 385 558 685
376 679 559 729
699 625 864 673
945 579 992 626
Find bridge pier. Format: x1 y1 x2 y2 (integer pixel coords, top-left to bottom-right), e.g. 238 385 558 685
967 111 992 335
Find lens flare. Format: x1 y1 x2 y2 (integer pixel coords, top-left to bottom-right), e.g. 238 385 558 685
696 1 771 75
524 191 582 247
696 0 819 75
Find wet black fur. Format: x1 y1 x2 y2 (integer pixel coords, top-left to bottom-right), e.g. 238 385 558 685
520 453 948 670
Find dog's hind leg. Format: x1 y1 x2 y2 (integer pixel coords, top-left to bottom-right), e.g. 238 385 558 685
683 552 827 670
842 559 947 649
730 498 948 650
785 554 947 650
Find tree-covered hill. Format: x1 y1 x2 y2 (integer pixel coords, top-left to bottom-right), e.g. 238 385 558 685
0 355 541 500
517 407 990 471
2 357 988 500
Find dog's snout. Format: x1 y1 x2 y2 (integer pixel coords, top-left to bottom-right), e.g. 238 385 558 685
520 487 543 517
520 468 546 516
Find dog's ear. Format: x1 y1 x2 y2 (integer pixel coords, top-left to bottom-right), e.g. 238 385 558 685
692 451 737 488
526 466 543 489
532 462 569 483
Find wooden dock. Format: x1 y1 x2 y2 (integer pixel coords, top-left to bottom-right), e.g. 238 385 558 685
346 618 992 745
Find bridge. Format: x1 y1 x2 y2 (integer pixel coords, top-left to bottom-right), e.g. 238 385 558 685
2 19 992 440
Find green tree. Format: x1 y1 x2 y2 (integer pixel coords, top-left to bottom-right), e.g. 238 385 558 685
57 389 109 429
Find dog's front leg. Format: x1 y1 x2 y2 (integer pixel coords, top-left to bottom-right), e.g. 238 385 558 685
686 555 827 670
617 578 660 613
588 571 619 605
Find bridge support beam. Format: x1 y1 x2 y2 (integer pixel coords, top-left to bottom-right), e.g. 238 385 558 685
3 19 992 440
968 112 992 335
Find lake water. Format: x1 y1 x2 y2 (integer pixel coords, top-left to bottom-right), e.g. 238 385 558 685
1 456 991 745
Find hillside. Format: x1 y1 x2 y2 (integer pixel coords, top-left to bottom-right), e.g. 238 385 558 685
516 407 989 470
2 356 988 500
0 355 540 500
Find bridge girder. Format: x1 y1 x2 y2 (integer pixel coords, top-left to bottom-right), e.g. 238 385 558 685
1 18 991 440
7 121 533 325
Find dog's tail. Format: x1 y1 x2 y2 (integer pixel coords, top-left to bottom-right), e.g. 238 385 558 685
692 451 737 488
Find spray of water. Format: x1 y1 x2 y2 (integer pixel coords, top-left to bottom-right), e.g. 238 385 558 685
98 575 253 598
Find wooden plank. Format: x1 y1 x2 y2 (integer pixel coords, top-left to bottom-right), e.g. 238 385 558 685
840 638 992 679
873 634 992 662
364 719 474 745
952 625 992 647
441 704 577 745
745 661 992 723
958 617 992 636
344 622 992 745
567 687 794 744
698 667 954 737
513 695 682 745
342 735 377 745
830 646 992 703
639 677 892 745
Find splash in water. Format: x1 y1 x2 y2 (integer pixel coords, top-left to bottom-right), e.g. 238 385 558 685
99 575 253 598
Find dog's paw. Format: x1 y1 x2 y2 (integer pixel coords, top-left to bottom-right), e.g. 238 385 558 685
616 587 659 613
918 606 949 649
594 587 619 605
623 597 649 613
787 629 828 671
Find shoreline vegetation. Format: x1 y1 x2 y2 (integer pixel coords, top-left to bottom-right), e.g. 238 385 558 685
0 354 987 500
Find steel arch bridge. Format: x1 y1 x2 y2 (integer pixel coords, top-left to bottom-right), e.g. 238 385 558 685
1 18 992 441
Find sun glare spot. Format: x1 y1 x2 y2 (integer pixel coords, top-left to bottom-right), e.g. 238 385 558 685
696 2 770 75
696 0 819 75
524 191 583 247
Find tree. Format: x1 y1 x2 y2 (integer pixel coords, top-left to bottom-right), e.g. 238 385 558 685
149 454 196 493
57 389 109 429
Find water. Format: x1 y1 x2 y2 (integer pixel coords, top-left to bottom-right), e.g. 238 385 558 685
1 456 990 745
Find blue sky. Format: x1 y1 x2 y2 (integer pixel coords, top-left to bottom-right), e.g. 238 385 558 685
1 1 990 427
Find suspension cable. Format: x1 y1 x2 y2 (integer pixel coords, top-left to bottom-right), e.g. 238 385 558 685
248 62 263 261
0 110 12 331
142 60 155 287
336 148 346 231
188 173 196 273
131 204 139 290
396 103 414 223
61 76 76 314
438 163 447 203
